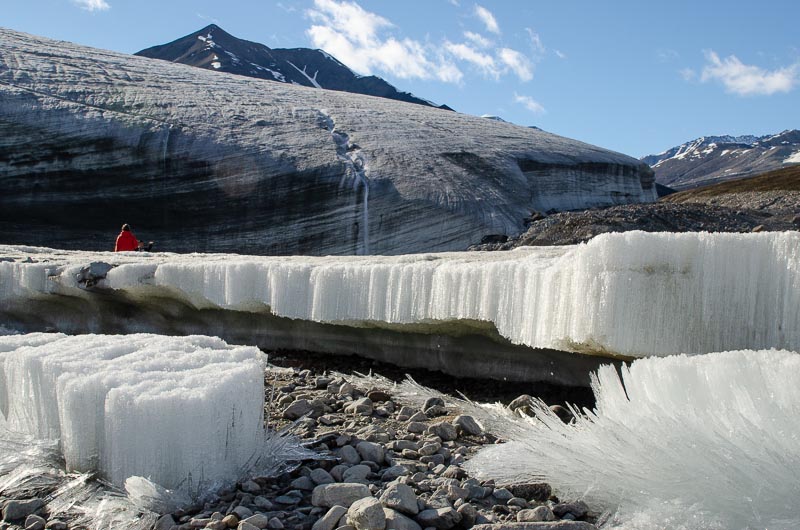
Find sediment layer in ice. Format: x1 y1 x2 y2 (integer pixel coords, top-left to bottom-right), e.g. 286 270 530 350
466 349 800 529
0 27 655 256
1 231 798 359
0 333 265 489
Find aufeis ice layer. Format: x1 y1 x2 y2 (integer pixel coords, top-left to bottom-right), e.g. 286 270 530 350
1 230 798 357
466 349 800 529
0 333 265 489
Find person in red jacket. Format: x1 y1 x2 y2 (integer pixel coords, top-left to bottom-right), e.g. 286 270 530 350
114 224 141 252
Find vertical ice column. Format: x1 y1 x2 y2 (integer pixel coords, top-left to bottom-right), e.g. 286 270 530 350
0 334 266 490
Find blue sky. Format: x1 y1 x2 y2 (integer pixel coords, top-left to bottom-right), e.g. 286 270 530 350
4 0 799 158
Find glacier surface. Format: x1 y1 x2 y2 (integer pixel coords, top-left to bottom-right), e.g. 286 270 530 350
0 27 655 255
1 231 798 370
0 333 266 489
466 349 800 530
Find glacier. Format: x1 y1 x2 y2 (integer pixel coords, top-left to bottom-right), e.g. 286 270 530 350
465 349 800 530
0 333 266 490
1 231 799 384
0 27 655 256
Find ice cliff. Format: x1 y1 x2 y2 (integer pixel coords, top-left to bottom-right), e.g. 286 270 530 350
0 27 655 255
1 231 798 384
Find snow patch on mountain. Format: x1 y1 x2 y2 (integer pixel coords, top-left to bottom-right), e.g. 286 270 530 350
286 60 322 89
643 130 800 189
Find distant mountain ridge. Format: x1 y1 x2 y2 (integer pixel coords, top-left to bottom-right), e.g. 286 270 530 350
642 130 800 189
135 24 451 110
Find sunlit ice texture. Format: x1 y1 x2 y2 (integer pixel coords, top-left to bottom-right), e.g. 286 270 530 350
0 426 313 530
1 231 799 368
466 350 800 530
0 27 655 256
0 333 266 490
0 244 602 386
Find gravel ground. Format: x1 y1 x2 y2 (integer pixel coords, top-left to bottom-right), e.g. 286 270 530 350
266 350 596 410
0 351 601 530
143 358 600 530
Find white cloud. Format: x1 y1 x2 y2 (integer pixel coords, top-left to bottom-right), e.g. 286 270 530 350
196 13 220 24
304 0 537 85
443 41 534 82
657 48 679 62
276 2 296 12
307 0 392 50
525 28 545 55
514 92 545 114
699 50 798 96
499 48 533 81
72 0 109 12
475 5 500 35
680 68 696 82
464 31 492 49
554 49 567 60
445 42 498 78
448 0 460 5
306 0 462 82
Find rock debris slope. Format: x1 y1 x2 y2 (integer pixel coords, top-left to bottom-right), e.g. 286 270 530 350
0 28 655 255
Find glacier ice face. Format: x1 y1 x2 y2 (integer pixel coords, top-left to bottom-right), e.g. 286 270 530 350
0 333 266 490
0 27 655 255
1 231 798 364
465 349 800 530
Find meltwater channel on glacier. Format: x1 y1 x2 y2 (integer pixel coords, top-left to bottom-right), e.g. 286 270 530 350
1 231 798 358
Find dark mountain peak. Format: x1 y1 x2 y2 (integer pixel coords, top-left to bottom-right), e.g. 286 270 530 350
199 23 222 33
192 24 259 50
135 26 449 110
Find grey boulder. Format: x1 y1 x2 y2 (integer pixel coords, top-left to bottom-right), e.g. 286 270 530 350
311 483 371 508
347 497 386 530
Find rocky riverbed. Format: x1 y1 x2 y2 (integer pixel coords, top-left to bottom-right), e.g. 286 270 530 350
0 351 599 530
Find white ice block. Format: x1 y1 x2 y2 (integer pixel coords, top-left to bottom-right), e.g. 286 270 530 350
0 333 265 489
1 231 799 357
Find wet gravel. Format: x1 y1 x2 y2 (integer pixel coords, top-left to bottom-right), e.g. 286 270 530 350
265 349 595 410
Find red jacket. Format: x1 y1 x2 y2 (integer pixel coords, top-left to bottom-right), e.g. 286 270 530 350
115 230 139 252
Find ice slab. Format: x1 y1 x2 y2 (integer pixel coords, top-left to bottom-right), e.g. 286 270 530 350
466 349 800 529
0 333 265 489
1 231 798 359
